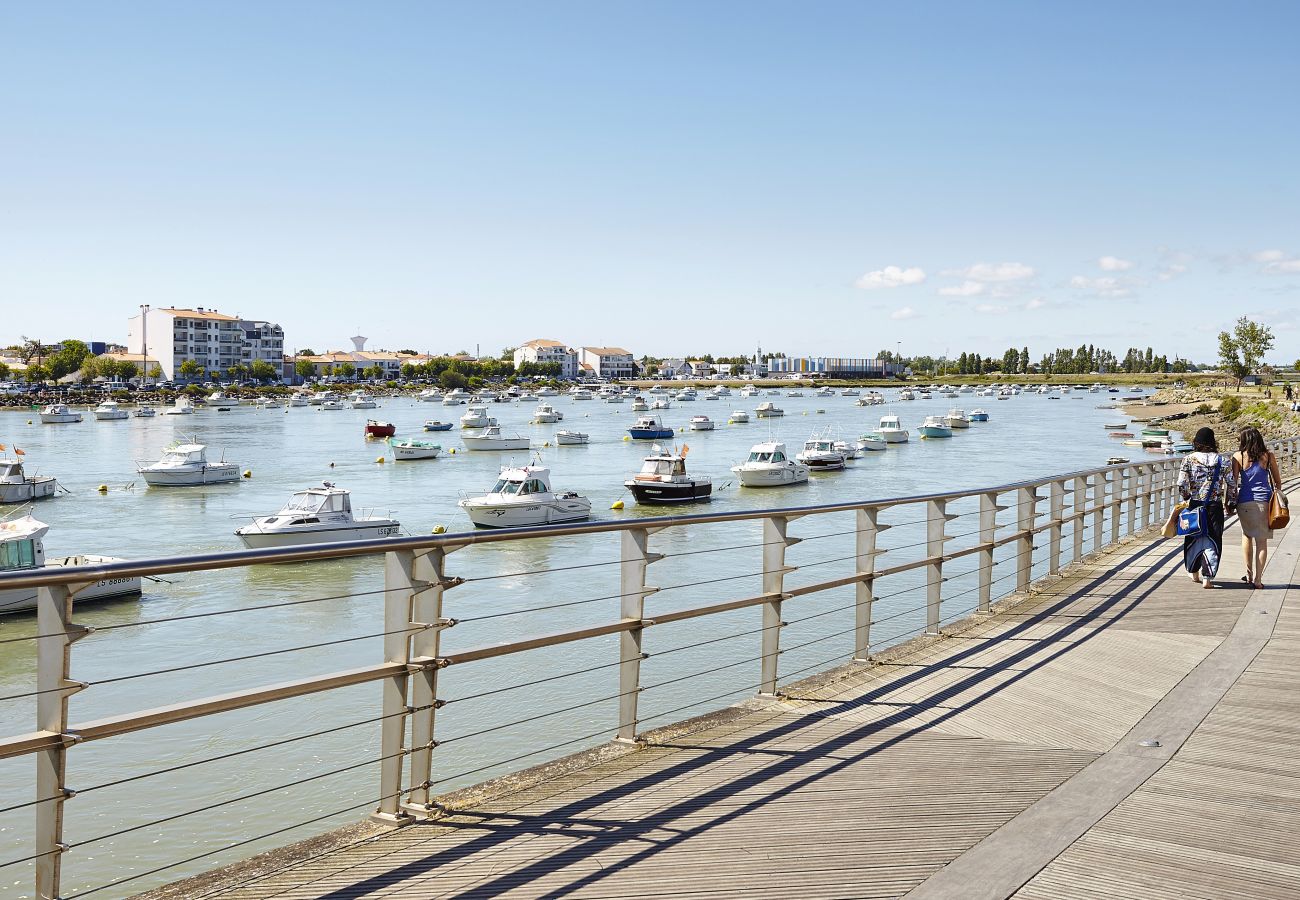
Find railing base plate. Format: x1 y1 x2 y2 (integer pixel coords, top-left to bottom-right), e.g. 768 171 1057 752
368 811 414 827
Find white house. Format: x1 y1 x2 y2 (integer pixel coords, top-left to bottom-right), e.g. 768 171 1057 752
657 358 691 379
579 347 636 379
513 339 578 379
127 307 251 380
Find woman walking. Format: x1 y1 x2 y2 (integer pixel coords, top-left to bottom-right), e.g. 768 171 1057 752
1232 426 1281 588
1177 427 1237 589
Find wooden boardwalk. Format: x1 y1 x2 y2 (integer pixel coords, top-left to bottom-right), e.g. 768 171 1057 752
150 509 1300 900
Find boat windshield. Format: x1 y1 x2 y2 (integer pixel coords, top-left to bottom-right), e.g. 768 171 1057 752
0 463 21 478
492 479 523 495
641 460 675 476
284 492 327 513
163 449 205 465
0 538 38 572
748 451 773 463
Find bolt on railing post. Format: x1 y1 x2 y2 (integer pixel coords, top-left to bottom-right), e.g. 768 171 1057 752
1126 466 1138 535
1016 486 1036 591
759 516 793 695
1072 475 1087 563
1092 471 1105 553
34 583 79 900
617 527 655 741
1048 481 1064 575
404 546 454 817
978 492 998 613
372 550 415 825
853 507 879 662
926 499 946 634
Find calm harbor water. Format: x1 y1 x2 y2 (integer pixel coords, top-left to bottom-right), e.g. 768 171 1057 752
0 386 1157 897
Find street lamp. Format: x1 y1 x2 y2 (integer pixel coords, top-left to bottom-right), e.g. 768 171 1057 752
139 304 150 387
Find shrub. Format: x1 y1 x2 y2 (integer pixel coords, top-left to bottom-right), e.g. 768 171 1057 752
1194 403 1212 415
1220 395 1242 419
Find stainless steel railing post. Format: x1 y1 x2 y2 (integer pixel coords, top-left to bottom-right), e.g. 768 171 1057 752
617 528 657 742
405 546 456 817
1048 481 1064 574
926 499 945 634
34 583 82 900
372 550 415 825
853 507 879 662
1016 486 1036 591
760 516 794 695
1138 467 1151 530
1072 475 1087 564
978 492 1000 613
1092 472 1105 554
1110 466 1122 545
1126 466 1138 535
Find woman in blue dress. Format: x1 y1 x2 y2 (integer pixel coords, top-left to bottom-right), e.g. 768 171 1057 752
1177 427 1238 589
1231 426 1282 588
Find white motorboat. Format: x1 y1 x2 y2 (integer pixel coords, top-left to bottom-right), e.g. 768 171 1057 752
651 398 672 410
877 415 909 443
289 392 312 407
689 415 715 431
945 408 971 429
39 404 82 424
390 439 442 460
554 430 589 445
462 424 530 451
532 403 564 423
92 400 129 421
570 389 593 400
728 410 750 424
631 398 649 412
739 386 759 398
755 401 784 418
443 389 471 406
676 390 697 402
703 393 719 401
165 397 195 418
349 392 378 409
856 434 887 452
235 483 401 548
815 387 835 398
461 406 492 428
417 388 444 402
605 393 625 404
137 442 241 486
840 388 860 397
255 397 283 409
320 399 345 410
834 440 859 460
0 516 140 615
537 387 558 397
796 435 846 471
898 389 915 401
0 458 57 504
133 405 157 418
208 390 231 406
625 445 712 504
732 441 809 487
459 464 591 528
787 390 805 398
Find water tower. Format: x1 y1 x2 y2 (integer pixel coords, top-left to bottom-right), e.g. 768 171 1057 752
350 334 367 352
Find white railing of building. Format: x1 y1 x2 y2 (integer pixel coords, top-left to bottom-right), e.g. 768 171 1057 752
2 444 1297 899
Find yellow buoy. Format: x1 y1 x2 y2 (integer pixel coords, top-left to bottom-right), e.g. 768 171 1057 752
97 484 108 493
27 421 32 425
543 441 551 447
432 525 447 534
610 499 624 510
449 447 456 454
622 435 631 441
375 456 385 464
243 470 252 478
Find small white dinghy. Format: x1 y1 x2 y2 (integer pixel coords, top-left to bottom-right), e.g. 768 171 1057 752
390 439 442 460
459 464 591 528
235 483 401 548
555 430 589 445
39 404 82 424
462 424 530 451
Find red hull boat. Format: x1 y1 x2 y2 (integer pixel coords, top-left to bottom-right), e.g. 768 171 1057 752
365 420 396 438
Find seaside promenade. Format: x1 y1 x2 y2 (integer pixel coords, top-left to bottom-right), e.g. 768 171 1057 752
144 487 1300 899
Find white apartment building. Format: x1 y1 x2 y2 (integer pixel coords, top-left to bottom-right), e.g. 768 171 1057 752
126 307 287 380
513 339 578 379
578 346 636 379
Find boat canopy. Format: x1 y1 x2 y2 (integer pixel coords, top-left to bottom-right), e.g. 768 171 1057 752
0 515 48 572
0 462 25 479
282 487 351 515
161 445 209 464
640 458 685 477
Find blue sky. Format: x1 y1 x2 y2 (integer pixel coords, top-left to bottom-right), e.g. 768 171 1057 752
3 2 1297 362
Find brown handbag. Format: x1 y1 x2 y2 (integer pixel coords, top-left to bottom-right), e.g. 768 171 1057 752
1268 460 1289 529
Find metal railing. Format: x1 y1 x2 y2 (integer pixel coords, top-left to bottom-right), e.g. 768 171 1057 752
2 443 1297 899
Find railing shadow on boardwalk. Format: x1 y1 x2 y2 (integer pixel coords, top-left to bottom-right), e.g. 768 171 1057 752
307 537 1202 900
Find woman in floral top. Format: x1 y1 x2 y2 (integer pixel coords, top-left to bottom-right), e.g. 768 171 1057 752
1177 427 1238 589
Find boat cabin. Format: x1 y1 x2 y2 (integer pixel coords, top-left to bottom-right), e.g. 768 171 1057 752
156 444 211 467
0 517 47 574
489 466 553 496
635 455 687 481
880 416 902 430
0 461 29 483
746 443 789 463
263 485 354 525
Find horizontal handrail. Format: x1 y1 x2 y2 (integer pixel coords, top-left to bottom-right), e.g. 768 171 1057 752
0 459 1173 590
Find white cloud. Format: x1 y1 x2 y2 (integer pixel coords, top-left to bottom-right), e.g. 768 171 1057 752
1070 275 1130 298
944 261 1035 283
974 303 1008 315
938 280 985 297
1263 258 1300 275
1098 255 1133 271
1157 263 1187 281
890 306 921 320
855 266 926 290
1025 297 1048 310
1252 249 1286 262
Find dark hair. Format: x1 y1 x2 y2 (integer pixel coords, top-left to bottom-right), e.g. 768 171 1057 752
1192 426 1218 454
1238 426 1268 464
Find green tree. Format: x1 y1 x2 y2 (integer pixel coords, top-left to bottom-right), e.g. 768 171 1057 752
1218 316 1275 388
294 359 317 381
1019 347 1030 374
178 359 204 381
439 369 468 390
148 364 163 381
24 364 49 383
0 362 9 379
47 340 91 380
337 362 357 379
363 364 384 380
400 363 418 379
297 348 317 357
250 359 279 382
